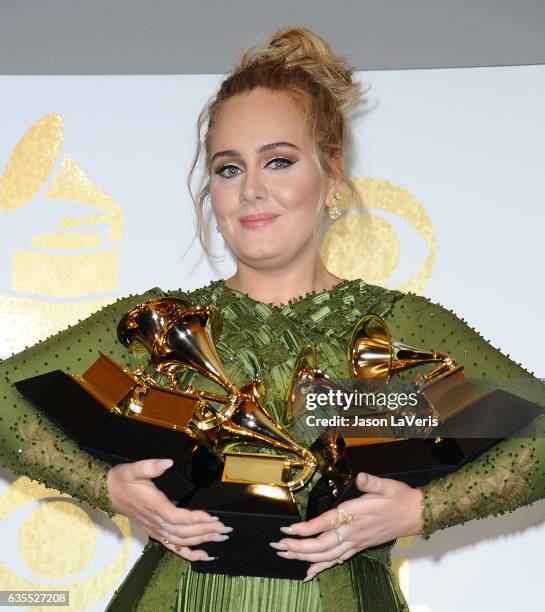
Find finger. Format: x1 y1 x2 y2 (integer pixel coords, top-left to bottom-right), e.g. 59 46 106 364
156 503 220 527
304 559 337 581
305 553 358 581
128 458 174 480
166 544 217 562
276 541 351 563
279 508 339 537
156 530 231 548
354 472 392 495
162 521 232 540
271 529 339 554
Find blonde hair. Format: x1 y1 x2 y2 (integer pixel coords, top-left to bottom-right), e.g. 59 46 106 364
187 25 369 256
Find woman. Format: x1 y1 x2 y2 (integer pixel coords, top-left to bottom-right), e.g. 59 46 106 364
1 26 544 612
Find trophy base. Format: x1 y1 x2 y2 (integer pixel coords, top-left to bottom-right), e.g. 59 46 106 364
307 388 543 518
14 370 214 501
185 481 309 579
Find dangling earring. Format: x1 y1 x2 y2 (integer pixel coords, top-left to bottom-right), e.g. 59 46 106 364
216 222 221 233
327 192 342 220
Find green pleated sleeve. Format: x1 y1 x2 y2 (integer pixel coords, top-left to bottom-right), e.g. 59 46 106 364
383 292 545 539
0 287 165 515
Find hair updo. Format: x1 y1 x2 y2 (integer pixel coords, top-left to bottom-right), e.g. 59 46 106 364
187 25 369 255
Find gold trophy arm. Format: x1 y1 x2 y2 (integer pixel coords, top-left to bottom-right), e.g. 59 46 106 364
283 448 317 491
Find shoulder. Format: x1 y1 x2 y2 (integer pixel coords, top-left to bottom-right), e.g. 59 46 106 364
161 280 221 300
341 278 406 318
102 286 166 313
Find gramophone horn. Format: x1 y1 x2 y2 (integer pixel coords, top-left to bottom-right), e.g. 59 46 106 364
194 380 317 491
152 306 236 395
285 346 352 427
117 297 199 351
349 312 458 392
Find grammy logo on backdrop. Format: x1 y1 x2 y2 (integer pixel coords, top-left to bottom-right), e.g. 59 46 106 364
0 111 123 355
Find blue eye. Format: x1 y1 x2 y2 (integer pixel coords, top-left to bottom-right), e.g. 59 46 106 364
267 157 295 170
215 165 241 178
214 157 295 179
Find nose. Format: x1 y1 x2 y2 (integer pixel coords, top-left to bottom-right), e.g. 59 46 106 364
240 165 267 205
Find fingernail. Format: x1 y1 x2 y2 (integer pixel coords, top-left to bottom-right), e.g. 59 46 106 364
215 534 229 541
269 542 287 550
303 574 314 583
276 551 292 558
203 556 217 561
209 516 220 521
160 459 174 469
220 526 233 534
279 526 294 534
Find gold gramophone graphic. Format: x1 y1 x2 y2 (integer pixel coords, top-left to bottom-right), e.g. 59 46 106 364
0 112 129 606
0 112 123 356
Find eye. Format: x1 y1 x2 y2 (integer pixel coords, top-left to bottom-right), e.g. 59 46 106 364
215 164 241 179
266 157 295 170
214 157 296 179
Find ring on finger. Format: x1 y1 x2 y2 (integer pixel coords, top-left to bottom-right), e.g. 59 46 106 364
332 507 357 529
333 526 344 544
159 518 167 531
339 507 357 524
336 557 344 565
162 538 169 545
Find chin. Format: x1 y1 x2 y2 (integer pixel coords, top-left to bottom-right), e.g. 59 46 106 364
235 244 294 267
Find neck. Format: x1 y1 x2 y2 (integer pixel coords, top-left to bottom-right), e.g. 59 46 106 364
224 258 343 307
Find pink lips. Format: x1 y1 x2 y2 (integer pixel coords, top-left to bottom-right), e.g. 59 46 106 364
239 213 279 229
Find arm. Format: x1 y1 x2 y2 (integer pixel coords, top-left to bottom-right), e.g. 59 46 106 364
384 292 545 539
0 285 234 560
0 287 165 515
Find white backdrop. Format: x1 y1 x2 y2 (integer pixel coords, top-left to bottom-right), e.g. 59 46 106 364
0 65 544 611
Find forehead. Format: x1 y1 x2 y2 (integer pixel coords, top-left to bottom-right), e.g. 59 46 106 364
210 88 308 151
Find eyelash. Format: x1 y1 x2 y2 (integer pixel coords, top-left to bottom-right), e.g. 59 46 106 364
214 157 296 179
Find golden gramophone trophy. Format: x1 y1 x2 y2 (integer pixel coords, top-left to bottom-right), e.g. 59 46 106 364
14 297 223 502
304 313 542 518
124 299 317 579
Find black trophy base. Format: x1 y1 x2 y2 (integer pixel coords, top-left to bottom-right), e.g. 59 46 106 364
307 388 543 518
185 481 309 579
14 370 218 502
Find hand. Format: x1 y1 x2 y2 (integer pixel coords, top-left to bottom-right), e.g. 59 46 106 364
269 472 424 581
106 458 232 561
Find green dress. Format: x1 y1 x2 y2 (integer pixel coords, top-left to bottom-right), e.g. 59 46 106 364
1 278 544 612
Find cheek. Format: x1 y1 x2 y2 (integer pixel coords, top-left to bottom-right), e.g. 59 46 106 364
210 181 236 220
273 169 323 214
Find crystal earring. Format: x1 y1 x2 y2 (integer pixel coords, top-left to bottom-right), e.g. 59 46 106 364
216 222 220 233
327 192 342 220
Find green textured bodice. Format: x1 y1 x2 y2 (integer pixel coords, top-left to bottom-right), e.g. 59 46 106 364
1 278 544 612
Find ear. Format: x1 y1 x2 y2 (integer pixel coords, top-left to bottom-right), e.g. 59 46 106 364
325 154 345 210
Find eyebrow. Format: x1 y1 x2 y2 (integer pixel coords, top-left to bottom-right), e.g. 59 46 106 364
210 141 300 164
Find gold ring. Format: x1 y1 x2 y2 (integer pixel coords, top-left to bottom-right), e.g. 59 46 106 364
336 557 344 565
331 507 358 529
174 545 181 552
162 538 169 545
